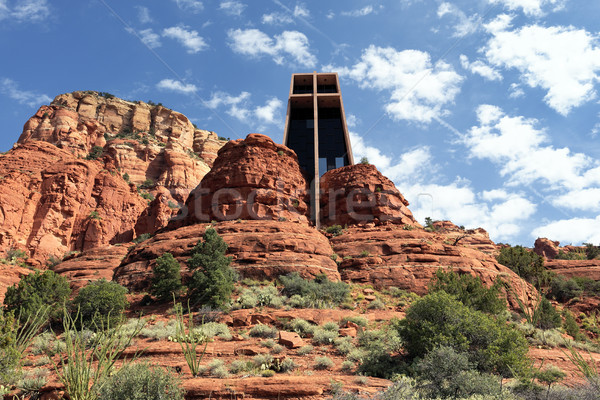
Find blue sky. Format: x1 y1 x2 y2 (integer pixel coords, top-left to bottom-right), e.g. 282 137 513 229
1 0 599 246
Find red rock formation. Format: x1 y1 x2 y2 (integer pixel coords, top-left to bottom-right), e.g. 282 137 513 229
319 164 417 227
114 220 339 291
431 220 498 254
178 134 310 226
533 237 561 259
330 225 537 309
545 259 600 280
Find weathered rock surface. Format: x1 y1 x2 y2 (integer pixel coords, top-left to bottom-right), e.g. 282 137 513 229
0 92 226 265
0 264 31 303
331 225 537 308
50 245 130 292
533 237 561 259
545 259 600 281
114 220 339 291
177 134 310 226
0 141 147 266
432 220 498 254
320 164 418 227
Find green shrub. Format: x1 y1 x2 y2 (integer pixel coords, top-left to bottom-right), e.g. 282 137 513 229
195 322 231 340
367 298 386 310
356 328 403 379
414 346 502 399
313 356 333 370
89 210 101 220
360 157 369 164
563 309 583 341
536 297 562 330
85 146 104 160
133 233 152 244
4 270 71 323
496 245 550 289
548 276 583 302
287 318 315 337
296 345 313 356
428 269 506 314
340 360 354 372
396 291 529 377
334 337 355 355
139 178 155 189
228 359 248 374
278 358 297 372
280 272 349 308
325 225 343 236
312 327 338 345
584 243 600 260
187 228 236 309
340 316 368 327
122 173 129 182
235 285 283 309
140 192 155 201
249 324 277 339
150 253 183 302
96 362 184 400
252 354 274 370
71 279 129 330
555 250 586 260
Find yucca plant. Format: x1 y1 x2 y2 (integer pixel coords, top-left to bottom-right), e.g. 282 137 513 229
50 310 144 400
173 301 208 376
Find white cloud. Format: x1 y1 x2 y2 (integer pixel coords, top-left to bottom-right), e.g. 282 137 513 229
551 188 600 212
227 28 317 67
330 45 464 123
293 4 309 18
136 6 152 24
437 2 481 37
341 5 374 17
156 79 198 94
488 0 567 17
483 23 600 115
0 0 49 22
465 105 600 190
205 91 283 127
460 55 502 81
173 0 203 13
0 78 51 106
219 0 246 16
262 12 292 25
346 114 359 128
163 26 207 54
532 216 600 245
508 83 525 98
137 29 161 48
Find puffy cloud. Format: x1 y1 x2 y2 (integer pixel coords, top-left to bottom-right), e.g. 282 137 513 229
460 55 502 81
483 22 600 115
227 28 316 67
0 78 51 106
532 216 600 244
551 188 600 212
163 26 207 54
219 0 246 16
464 105 600 190
137 29 161 48
437 2 481 37
156 79 198 94
293 4 309 18
488 0 567 17
173 0 203 13
205 92 283 127
261 12 292 25
341 5 375 17
330 45 464 123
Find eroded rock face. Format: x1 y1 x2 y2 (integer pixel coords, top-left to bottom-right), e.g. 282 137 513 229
432 220 498 254
330 225 537 309
114 220 339 292
0 141 147 266
545 259 600 281
534 237 561 259
177 134 310 226
319 164 417 227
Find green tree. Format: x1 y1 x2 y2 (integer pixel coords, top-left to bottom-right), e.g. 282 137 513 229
429 269 506 314
71 279 128 330
187 228 235 309
150 253 183 302
584 243 600 260
536 297 562 330
396 291 529 377
4 270 71 323
496 245 550 289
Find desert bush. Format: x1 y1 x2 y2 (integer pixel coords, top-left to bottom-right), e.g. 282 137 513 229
321 321 339 332
334 337 355 355
340 360 355 372
187 228 236 309
270 344 284 354
228 359 249 374
297 345 313 356
287 318 316 337
312 327 338 345
139 320 177 340
584 243 600 260
151 253 183 302
496 245 550 289
133 233 152 244
555 250 586 260
72 279 128 330
207 359 229 378
249 324 278 338
194 322 232 340
4 269 71 323
96 362 184 400
313 356 334 370
280 272 349 308
340 315 368 327
235 285 283 309
356 328 403 379
396 291 529 377
367 298 386 310
536 297 562 330
253 354 274 371
548 276 583 302
325 225 343 236
279 358 297 372
429 269 506 314
563 309 584 341
414 346 502 398
85 146 104 160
